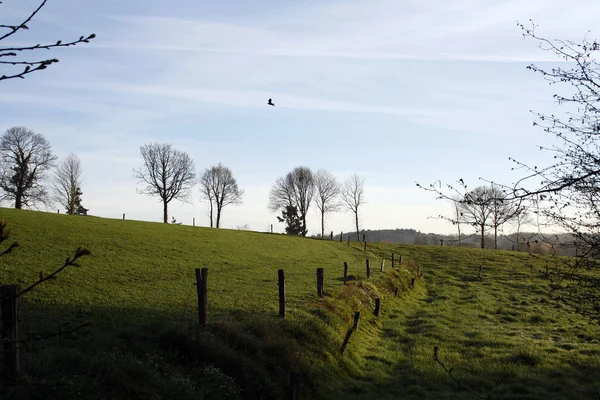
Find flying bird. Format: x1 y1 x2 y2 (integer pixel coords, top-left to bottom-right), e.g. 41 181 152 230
267 98 275 106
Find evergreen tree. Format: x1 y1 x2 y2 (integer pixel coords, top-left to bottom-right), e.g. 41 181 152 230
277 205 304 236
72 187 88 216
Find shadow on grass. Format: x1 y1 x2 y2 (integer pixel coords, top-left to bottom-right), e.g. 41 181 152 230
1 300 368 400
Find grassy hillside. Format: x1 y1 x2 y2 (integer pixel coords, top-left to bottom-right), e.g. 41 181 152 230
1 208 600 399
0 208 412 399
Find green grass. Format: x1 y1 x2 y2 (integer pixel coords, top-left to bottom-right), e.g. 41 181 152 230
1 208 600 399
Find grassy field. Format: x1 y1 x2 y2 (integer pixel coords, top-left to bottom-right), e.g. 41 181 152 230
1 208 600 399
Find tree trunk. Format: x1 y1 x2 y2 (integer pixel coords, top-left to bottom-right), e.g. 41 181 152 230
216 206 222 229
494 225 498 250
209 201 214 228
321 210 325 239
457 222 461 246
480 223 485 249
355 212 360 241
301 213 308 237
163 200 168 223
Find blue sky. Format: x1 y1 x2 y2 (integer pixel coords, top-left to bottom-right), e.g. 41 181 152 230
1 0 598 235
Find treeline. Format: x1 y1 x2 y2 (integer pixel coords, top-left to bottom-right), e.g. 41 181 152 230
320 229 577 256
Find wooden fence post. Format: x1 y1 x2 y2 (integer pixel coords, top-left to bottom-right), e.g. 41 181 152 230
347 236 350 245
417 265 422 279
374 298 381 317
340 232 343 242
353 311 361 330
380 257 385 272
195 268 208 326
363 241 367 252
271 224 273 234
278 269 286 318
193 217 195 227
340 328 354 355
391 253 395 268
410 278 415 288
122 213 125 220
399 256 403 266
290 372 301 400
316 268 324 298
366 259 371 279
440 239 444 246
1 284 19 382
394 287 399 296
343 262 348 285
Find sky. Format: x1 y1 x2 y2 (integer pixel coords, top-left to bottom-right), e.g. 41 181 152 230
0 0 599 236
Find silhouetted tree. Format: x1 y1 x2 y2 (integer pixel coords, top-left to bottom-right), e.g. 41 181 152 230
72 187 88 215
277 205 304 236
314 169 340 239
0 126 56 209
199 163 243 228
341 173 365 241
133 143 195 223
268 166 314 236
487 185 520 249
53 153 83 215
0 0 95 82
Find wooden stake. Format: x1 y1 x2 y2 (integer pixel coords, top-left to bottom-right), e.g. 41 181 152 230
391 253 395 268
400 255 403 266
394 287 399 296
1 285 19 382
353 311 361 330
363 241 367 252
380 257 385 272
278 269 286 318
366 259 371 279
316 268 324 298
195 268 208 326
290 372 301 400
374 298 381 317
343 262 348 285
340 328 354 355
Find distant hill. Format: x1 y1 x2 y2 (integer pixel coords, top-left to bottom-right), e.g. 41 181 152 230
321 228 577 256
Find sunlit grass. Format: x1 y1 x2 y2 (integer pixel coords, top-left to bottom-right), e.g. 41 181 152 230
1 208 599 399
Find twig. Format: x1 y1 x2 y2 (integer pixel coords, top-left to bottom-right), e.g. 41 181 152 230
1 322 89 344
16 247 91 299
434 346 491 399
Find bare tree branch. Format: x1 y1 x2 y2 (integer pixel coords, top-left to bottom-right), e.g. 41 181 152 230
0 0 96 82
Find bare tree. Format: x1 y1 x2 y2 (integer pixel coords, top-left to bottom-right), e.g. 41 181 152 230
133 143 196 224
487 185 521 250
199 163 243 228
341 173 365 241
452 198 464 246
53 153 83 214
0 126 56 209
268 166 315 236
457 186 495 249
0 0 95 82
511 207 534 251
314 169 340 238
